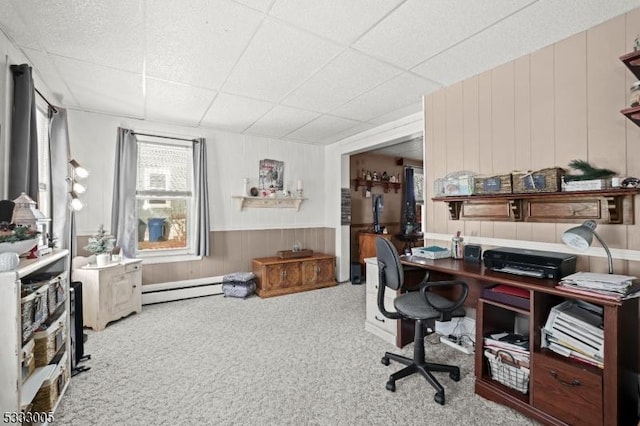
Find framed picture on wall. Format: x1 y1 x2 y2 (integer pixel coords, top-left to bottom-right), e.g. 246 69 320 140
259 159 284 190
413 166 424 204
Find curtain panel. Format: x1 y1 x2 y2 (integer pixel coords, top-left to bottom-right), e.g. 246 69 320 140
111 127 138 258
49 106 73 252
8 64 38 200
194 138 210 257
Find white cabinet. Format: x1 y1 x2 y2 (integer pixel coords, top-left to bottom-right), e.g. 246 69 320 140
0 250 70 418
73 259 142 331
364 257 398 346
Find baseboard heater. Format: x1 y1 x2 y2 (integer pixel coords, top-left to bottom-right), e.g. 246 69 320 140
142 276 225 305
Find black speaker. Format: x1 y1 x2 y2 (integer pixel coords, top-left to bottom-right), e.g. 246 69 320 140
464 244 482 263
350 262 362 284
71 281 90 372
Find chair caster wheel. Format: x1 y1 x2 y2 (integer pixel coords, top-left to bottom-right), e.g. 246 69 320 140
386 380 396 392
449 371 460 382
434 392 445 405
381 356 390 366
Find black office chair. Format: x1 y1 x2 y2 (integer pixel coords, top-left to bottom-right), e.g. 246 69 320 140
375 237 468 405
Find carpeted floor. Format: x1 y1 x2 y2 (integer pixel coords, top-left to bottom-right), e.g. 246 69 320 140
54 284 537 425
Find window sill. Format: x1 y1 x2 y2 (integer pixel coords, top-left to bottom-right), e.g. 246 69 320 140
138 253 202 265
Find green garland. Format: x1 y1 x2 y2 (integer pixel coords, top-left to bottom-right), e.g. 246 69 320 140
0 226 39 243
564 160 616 182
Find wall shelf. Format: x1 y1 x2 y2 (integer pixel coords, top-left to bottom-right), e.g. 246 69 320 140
352 178 400 193
232 196 306 211
620 50 640 126
432 188 639 224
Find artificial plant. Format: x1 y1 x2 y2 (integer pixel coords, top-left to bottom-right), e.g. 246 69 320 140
563 160 616 181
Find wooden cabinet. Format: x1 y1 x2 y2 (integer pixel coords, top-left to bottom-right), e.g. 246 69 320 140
0 250 70 417
620 50 640 126
358 232 391 266
252 254 336 298
73 259 142 331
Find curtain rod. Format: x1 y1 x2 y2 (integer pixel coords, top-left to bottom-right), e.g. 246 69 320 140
34 88 58 113
131 131 197 142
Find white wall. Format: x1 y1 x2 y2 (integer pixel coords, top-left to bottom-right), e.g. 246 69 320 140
66 110 326 235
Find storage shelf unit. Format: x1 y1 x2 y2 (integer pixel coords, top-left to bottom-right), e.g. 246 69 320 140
0 250 70 418
352 178 400 193
432 188 639 224
620 50 640 126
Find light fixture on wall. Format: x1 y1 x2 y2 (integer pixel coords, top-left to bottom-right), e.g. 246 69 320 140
68 159 89 211
562 220 613 274
69 159 89 178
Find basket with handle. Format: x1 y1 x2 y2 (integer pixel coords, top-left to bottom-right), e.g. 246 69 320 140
484 349 530 394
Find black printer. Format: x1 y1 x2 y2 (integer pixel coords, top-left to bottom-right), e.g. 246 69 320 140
483 247 576 280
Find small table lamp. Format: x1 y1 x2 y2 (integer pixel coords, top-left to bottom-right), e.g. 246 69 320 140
561 220 613 274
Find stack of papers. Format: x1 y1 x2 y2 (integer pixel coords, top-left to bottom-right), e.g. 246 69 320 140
556 272 640 301
542 300 604 369
411 246 451 260
484 332 530 368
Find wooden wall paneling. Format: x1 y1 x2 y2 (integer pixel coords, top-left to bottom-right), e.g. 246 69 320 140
462 76 482 240
432 89 448 234
554 31 588 169
478 71 494 237
514 55 533 241
446 82 464 236
530 45 556 171
587 15 627 175
424 95 435 234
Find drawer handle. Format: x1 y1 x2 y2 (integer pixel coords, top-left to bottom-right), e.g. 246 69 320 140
550 370 581 387
374 315 386 323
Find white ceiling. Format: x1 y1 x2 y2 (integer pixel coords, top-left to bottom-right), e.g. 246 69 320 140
0 0 637 149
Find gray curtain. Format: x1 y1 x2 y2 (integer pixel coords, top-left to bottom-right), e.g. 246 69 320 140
194 138 210 256
111 128 138 258
49 107 72 252
9 64 39 200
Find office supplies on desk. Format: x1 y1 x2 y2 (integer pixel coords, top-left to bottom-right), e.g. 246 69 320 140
483 247 576 280
556 271 640 301
411 245 450 260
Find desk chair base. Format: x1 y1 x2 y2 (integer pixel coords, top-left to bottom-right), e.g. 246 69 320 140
381 319 460 405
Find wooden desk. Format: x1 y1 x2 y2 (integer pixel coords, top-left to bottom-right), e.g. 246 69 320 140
400 255 639 426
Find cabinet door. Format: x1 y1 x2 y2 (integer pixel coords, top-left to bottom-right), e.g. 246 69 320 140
300 260 318 285
110 273 135 316
316 258 335 284
264 263 300 290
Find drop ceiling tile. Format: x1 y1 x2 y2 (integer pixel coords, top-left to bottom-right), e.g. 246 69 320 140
52 56 144 118
245 105 320 138
233 0 274 13
145 78 216 126
269 0 404 44
16 0 144 73
412 0 640 87
222 18 342 102
285 114 361 142
322 122 376 144
145 0 263 89
22 49 78 107
331 73 439 122
353 0 536 69
0 2 42 50
368 102 423 126
281 49 402 112
200 93 275 132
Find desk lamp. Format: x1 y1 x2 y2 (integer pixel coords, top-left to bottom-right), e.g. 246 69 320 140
562 220 613 274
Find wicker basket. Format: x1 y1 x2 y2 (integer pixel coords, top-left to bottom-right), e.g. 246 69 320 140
23 283 49 329
33 312 66 367
512 168 565 193
21 290 36 344
484 349 529 394
31 354 68 413
21 338 35 382
46 272 68 315
474 174 512 195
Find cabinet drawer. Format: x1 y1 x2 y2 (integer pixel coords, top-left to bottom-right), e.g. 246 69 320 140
532 352 602 426
125 262 141 273
365 291 397 335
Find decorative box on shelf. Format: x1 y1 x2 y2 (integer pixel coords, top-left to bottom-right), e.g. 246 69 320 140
474 174 512 195
512 168 565 193
561 178 612 192
434 173 475 196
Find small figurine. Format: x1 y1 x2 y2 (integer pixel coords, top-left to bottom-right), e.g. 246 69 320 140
372 171 379 181
390 175 397 183
366 170 372 181
381 171 388 181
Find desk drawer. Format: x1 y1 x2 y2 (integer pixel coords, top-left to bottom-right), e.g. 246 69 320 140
365 292 397 335
532 352 602 426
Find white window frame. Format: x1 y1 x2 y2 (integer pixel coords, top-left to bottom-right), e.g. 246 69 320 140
135 137 197 261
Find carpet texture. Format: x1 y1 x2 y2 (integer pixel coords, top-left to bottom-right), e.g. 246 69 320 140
54 284 537 425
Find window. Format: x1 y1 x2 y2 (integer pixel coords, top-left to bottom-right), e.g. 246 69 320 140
136 139 195 257
35 103 50 217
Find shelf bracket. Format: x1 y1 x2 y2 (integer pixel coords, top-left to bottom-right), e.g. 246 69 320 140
509 199 524 221
605 195 623 224
446 201 462 220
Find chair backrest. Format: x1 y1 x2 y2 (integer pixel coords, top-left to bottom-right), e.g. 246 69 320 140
376 237 403 291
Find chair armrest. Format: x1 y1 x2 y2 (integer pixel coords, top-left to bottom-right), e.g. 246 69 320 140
419 280 468 317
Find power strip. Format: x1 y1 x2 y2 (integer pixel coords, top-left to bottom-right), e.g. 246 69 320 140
440 335 474 355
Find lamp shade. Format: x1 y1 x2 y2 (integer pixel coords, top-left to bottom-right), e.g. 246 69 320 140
562 220 613 274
